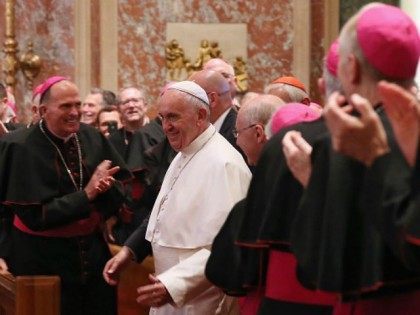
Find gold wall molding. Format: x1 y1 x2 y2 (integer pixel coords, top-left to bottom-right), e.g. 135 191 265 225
166 23 247 81
75 0 118 97
99 0 118 92
401 0 420 86
75 0 92 98
324 0 340 52
292 0 311 93
3 0 42 92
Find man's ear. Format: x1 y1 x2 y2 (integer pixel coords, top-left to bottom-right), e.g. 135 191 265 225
197 107 208 123
318 77 326 97
207 92 217 110
348 54 361 85
38 104 47 117
255 124 266 143
301 97 311 105
31 105 38 115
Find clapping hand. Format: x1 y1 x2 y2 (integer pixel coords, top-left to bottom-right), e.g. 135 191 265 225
84 160 120 200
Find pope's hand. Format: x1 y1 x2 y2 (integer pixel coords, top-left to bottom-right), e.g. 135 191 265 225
103 246 133 285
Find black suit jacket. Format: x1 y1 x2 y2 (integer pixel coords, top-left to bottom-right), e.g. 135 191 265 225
219 108 247 163
219 108 237 148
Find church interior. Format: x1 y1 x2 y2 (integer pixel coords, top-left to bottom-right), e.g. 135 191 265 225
1 1 420 315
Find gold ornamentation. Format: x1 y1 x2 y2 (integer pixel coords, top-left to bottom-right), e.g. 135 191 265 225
3 0 42 91
165 39 247 90
3 0 19 89
193 40 212 70
210 41 222 59
166 39 186 81
20 42 42 89
233 56 248 93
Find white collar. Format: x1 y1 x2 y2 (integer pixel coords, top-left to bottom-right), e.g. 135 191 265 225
213 108 231 132
181 124 215 156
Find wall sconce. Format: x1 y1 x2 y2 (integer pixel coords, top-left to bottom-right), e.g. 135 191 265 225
3 0 42 91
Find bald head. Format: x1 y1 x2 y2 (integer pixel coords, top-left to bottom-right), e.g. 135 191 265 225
190 70 232 123
203 58 237 98
190 70 230 95
39 80 82 138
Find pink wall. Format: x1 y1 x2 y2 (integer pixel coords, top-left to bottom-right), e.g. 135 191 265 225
0 0 75 121
0 0 327 120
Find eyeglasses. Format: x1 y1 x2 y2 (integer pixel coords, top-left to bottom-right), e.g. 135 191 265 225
120 98 144 106
232 124 258 138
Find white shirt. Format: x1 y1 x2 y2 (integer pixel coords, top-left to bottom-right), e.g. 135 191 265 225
212 108 231 132
146 124 251 314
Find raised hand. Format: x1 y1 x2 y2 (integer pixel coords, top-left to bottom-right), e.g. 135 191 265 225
378 81 420 167
0 121 8 137
282 130 313 187
84 160 120 200
324 92 389 166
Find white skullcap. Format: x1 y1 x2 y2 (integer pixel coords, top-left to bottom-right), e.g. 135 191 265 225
167 81 209 106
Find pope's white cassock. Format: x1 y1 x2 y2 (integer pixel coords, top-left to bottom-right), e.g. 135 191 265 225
145 124 251 315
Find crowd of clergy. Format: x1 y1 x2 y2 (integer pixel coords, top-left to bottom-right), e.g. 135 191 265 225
1 2 420 315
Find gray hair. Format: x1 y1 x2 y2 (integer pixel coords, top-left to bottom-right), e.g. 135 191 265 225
181 92 210 119
264 83 309 103
117 87 147 106
89 87 106 106
241 94 284 127
322 59 343 97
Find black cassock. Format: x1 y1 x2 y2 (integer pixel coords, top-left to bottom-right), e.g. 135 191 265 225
107 118 165 245
206 118 334 315
0 122 131 315
290 108 420 307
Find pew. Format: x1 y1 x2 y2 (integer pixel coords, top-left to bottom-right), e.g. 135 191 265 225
0 247 153 315
0 273 60 315
109 244 154 315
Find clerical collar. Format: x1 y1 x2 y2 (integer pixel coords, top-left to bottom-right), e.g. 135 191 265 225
41 120 75 143
181 124 216 156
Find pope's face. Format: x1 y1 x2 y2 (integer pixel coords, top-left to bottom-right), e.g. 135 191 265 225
159 90 202 151
41 81 81 138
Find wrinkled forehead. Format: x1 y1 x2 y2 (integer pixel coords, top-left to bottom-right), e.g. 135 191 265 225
214 64 234 76
120 88 143 100
205 60 234 76
84 92 103 103
49 81 80 101
159 90 190 111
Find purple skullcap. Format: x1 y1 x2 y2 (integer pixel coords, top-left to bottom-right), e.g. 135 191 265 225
271 102 321 135
356 4 420 80
39 76 68 103
32 83 44 100
326 39 339 77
